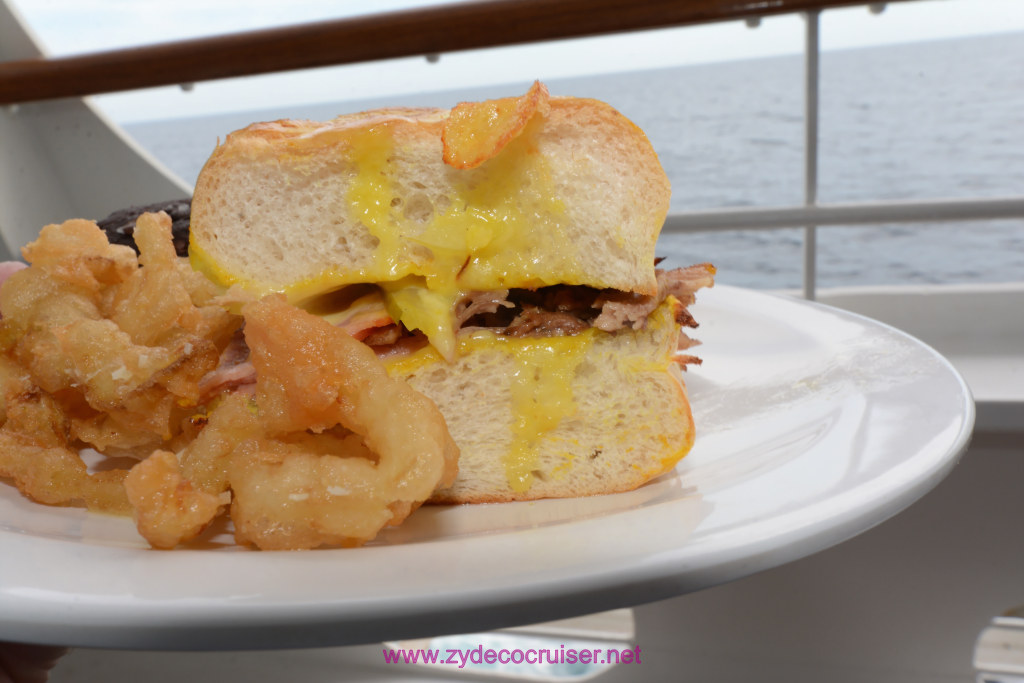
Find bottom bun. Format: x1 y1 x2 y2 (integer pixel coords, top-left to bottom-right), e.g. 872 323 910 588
383 298 695 503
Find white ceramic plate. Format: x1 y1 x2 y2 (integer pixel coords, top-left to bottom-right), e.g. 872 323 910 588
0 286 973 650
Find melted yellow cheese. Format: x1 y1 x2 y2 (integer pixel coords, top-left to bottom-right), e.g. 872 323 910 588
193 117 580 360
190 241 244 292
342 122 571 357
346 125 408 279
192 116 607 495
379 278 459 361
505 334 591 493
385 330 594 492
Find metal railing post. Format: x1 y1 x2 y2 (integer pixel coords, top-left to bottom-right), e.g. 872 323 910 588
804 10 821 300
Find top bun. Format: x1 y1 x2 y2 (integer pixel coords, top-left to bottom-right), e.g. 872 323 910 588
189 84 671 300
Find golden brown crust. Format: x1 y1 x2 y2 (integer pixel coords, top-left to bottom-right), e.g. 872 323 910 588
229 108 448 145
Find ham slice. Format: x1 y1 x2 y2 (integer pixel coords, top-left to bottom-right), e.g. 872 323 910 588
0 261 27 288
196 329 256 403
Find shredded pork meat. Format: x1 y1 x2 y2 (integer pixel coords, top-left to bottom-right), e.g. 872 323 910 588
505 306 590 337
455 263 715 338
593 264 716 332
194 263 715 389
455 289 513 326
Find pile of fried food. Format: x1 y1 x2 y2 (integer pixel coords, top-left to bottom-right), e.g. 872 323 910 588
0 213 458 550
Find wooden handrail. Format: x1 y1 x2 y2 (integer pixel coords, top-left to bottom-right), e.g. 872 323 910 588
0 0 907 106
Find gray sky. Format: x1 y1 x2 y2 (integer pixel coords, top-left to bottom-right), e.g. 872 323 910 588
10 0 1024 122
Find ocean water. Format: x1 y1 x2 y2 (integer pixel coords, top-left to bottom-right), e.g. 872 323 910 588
124 32 1024 289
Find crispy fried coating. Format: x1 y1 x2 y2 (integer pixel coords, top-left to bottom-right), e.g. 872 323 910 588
123 449 222 549
0 214 458 550
0 213 241 510
0 380 131 514
227 296 459 549
128 296 459 550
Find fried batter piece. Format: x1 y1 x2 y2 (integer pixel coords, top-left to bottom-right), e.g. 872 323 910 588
233 296 459 549
127 296 460 550
0 213 240 513
0 213 458 550
123 449 222 547
0 364 131 514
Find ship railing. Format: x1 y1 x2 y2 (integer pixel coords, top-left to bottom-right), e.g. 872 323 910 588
1 0 1022 303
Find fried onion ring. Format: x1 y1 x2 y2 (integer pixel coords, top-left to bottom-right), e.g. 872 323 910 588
0 214 457 550
126 295 459 550
233 296 458 549
0 379 130 514
0 213 240 460
123 449 222 550
0 213 240 513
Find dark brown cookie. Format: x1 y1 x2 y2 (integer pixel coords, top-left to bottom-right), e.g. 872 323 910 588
97 198 191 257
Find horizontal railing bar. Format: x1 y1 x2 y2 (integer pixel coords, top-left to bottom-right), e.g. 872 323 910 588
663 196 1024 233
0 0 914 105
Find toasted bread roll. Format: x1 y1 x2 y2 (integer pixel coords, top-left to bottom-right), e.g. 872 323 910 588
188 84 708 503
189 96 670 299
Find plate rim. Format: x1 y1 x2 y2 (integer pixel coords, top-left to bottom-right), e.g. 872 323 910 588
0 285 976 650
